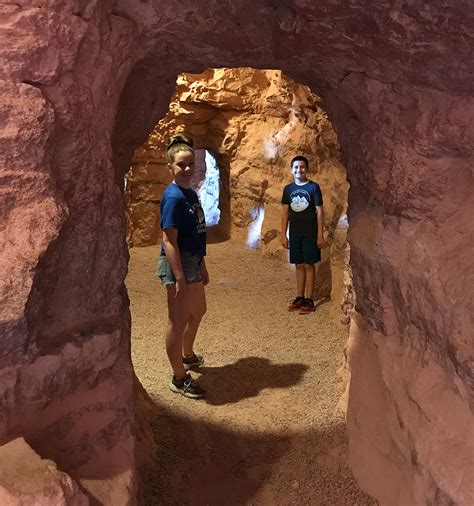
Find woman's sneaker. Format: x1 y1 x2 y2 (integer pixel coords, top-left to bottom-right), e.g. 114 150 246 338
170 374 204 399
182 353 204 370
288 296 305 312
299 298 316 314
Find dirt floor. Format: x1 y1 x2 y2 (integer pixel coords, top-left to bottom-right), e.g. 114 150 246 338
127 239 375 506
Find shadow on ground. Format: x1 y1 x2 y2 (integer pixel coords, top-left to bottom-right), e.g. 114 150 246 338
140 404 288 505
136 382 376 506
196 357 309 406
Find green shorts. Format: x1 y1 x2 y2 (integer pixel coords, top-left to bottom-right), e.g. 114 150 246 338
156 253 203 286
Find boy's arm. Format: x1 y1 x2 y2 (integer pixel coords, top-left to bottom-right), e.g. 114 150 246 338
316 205 325 248
281 204 289 248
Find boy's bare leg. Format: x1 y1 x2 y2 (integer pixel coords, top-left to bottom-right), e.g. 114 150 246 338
165 284 190 380
295 264 306 297
304 263 316 299
182 282 207 357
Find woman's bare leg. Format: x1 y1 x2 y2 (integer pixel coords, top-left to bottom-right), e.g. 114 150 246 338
165 284 190 380
182 282 207 357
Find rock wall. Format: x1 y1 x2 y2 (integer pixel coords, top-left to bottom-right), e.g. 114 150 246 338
128 67 348 301
1 1 472 504
340 76 474 505
0 438 88 505
1 3 137 504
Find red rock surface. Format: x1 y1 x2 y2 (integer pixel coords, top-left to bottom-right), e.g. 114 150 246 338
1 1 473 504
0 438 88 505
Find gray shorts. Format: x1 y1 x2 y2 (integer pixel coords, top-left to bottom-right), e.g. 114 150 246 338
156 253 203 286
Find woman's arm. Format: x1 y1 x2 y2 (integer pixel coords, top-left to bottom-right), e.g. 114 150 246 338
200 257 209 286
162 227 186 295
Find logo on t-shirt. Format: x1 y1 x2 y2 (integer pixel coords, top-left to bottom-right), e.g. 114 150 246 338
191 203 206 233
290 189 311 212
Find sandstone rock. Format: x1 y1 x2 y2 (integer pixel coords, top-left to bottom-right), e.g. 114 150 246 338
0 80 67 361
1 1 472 505
1 5 137 503
347 313 474 505
0 437 88 505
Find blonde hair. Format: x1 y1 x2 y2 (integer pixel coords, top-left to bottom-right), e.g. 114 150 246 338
166 133 194 164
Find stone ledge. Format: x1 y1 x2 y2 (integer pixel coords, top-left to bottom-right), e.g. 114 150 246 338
0 437 88 506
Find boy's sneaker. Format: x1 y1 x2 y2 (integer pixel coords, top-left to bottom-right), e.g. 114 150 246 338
288 296 306 312
182 353 204 370
299 298 316 314
170 374 204 399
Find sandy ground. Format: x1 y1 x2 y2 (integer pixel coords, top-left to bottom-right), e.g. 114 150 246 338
127 239 375 506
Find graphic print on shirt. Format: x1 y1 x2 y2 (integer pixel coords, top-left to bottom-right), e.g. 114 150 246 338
290 188 311 212
191 202 206 234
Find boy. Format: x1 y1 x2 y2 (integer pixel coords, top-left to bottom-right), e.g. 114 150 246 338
281 155 325 314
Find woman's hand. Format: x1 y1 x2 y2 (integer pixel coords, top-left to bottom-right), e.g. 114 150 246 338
201 260 209 286
174 277 187 297
281 236 289 249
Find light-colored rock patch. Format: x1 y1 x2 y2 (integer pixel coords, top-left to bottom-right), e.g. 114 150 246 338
0 437 88 506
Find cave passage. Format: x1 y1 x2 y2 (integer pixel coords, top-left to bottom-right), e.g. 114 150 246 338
125 69 356 503
127 239 373 505
3 3 472 504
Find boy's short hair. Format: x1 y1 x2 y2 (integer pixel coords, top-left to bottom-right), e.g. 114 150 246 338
291 155 309 168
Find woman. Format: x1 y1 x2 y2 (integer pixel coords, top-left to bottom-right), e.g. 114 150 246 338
156 134 208 399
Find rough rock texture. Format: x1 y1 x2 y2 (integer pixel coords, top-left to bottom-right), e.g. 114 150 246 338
129 67 348 301
331 214 354 325
0 437 88 505
1 1 473 504
1 3 136 504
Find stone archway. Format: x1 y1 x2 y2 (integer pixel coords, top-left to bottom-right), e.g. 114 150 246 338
1 2 472 504
127 67 348 303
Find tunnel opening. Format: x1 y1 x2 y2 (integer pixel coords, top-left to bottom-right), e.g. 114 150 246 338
124 67 357 504
125 67 349 304
193 149 222 234
3 4 471 505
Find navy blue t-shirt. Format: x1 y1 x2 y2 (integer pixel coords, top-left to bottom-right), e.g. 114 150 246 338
160 183 206 257
281 180 323 237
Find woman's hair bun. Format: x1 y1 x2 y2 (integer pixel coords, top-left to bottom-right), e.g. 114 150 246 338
167 133 193 150
166 133 194 163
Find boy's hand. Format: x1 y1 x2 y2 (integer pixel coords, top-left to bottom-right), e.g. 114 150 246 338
281 236 289 249
317 234 325 249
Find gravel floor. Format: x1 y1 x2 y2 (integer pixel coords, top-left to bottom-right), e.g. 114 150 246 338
127 239 376 506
